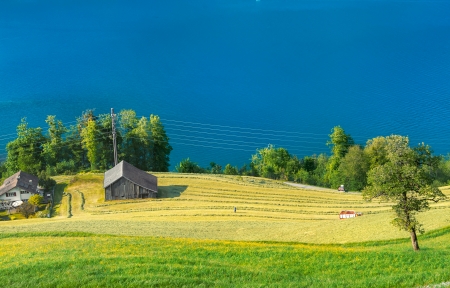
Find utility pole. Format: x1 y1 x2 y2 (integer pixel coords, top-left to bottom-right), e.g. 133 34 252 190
111 108 118 166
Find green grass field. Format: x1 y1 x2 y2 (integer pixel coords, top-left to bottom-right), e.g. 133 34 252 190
1 173 450 287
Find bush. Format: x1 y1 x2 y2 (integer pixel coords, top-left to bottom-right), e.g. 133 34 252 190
28 194 43 206
38 171 56 192
224 164 239 175
36 210 50 218
18 202 35 219
45 165 57 176
175 158 205 173
55 160 76 175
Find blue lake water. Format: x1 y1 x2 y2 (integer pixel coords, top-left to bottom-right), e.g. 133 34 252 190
1 0 450 169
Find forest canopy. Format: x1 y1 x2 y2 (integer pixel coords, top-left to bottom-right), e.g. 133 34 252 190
1 109 172 180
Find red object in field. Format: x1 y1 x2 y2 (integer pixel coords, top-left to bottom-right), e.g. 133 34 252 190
339 210 362 219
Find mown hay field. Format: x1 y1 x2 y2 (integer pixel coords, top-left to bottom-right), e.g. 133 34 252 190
1 173 450 244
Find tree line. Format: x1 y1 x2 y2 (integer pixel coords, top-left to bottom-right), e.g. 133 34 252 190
176 126 450 191
0 109 172 181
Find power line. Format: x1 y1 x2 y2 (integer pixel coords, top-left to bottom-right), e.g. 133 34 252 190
162 118 331 136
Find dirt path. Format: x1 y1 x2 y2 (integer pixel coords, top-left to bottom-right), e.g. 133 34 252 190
284 182 335 191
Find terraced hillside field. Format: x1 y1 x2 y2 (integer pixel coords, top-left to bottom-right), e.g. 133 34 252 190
1 173 450 244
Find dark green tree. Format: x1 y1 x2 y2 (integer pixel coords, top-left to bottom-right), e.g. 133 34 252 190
81 118 99 170
362 135 446 251
175 158 204 173
119 110 153 171
364 136 389 169
42 115 67 169
337 145 369 191
0 162 7 182
38 171 57 192
251 145 292 180
326 126 354 187
150 115 172 172
65 124 87 171
210 162 222 174
310 153 329 186
95 113 113 170
5 118 46 175
224 164 239 175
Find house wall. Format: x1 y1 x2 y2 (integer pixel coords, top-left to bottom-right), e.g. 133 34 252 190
105 177 157 201
0 187 41 203
0 187 21 202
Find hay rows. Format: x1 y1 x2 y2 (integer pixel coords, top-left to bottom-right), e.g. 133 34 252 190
57 173 450 225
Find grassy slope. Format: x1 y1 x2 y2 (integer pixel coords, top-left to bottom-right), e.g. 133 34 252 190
1 173 450 287
1 173 449 243
0 230 449 287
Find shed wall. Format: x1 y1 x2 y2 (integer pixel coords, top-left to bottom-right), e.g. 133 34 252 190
105 177 157 201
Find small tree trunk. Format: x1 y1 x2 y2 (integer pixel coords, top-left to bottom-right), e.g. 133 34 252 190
410 229 420 251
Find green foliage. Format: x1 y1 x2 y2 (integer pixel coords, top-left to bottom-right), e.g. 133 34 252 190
363 135 447 251
310 153 329 186
223 164 238 175
175 158 205 173
3 109 172 176
5 118 46 175
38 171 56 192
209 162 222 174
28 194 43 206
95 114 115 171
326 126 354 185
336 145 369 191
327 126 355 159
0 162 7 183
81 118 99 170
251 145 299 180
35 210 50 218
120 110 152 171
433 154 450 186
364 136 389 169
18 202 35 219
150 114 173 172
55 160 76 175
42 115 67 167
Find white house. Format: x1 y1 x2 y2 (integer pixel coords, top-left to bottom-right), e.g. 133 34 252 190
0 171 42 210
339 210 363 219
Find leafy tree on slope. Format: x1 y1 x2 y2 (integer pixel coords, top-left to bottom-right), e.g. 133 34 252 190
362 135 446 251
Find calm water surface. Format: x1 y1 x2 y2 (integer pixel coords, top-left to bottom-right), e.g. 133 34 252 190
1 0 449 168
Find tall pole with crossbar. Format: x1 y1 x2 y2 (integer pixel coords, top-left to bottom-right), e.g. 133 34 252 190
111 108 118 166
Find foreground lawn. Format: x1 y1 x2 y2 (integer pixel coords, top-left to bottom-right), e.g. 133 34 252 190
0 230 449 287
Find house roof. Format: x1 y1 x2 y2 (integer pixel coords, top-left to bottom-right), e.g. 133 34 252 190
0 171 39 196
103 160 157 193
340 210 356 215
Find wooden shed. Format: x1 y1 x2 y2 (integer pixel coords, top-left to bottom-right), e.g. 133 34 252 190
104 160 157 201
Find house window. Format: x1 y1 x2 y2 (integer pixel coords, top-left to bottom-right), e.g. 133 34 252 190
20 190 29 194
6 192 17 197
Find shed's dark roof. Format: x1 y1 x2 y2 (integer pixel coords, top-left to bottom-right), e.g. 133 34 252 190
103 161 157 192
0 171 39 196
